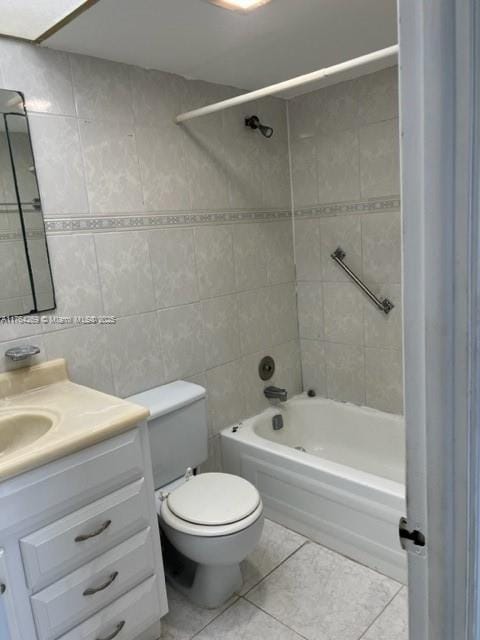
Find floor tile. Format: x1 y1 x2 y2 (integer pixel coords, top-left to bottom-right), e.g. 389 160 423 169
161 585 237 640
193 599 304 640
361 587 408 640
246 542 401 640
240 519 307 595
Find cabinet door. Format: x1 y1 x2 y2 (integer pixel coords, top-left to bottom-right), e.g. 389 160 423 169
0 549 20 640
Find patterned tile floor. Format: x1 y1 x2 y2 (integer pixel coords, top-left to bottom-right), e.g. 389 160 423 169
160 519 408 640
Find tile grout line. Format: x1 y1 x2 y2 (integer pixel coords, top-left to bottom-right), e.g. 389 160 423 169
245 567 403 640
263 522 402 585
242 529 406 640
189 596 241 639
356 583 405 640
242 540 310 598
189 540 309 639
241 596 311 640
166 520 405 640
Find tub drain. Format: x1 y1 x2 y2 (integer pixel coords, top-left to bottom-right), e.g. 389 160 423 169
294 446 307 452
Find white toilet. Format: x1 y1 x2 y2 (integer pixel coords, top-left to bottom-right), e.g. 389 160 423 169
128 381 264 609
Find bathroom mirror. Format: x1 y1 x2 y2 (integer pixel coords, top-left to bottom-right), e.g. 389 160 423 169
0 89 55 317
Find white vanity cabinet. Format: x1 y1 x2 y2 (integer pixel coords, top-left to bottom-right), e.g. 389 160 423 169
0 424 167 640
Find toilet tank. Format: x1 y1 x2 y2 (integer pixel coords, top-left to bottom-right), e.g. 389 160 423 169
128 381 208 489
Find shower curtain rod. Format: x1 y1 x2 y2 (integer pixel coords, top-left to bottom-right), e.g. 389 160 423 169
175 44 399 124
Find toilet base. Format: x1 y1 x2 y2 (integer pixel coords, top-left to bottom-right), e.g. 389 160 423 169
161 530 243 608
167 562 242 609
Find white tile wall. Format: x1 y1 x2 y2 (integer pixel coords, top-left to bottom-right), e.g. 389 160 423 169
107 311 165 398
359 119 400 198
0 40 75 116
46 234 103 321
28 114 89 215
94 231 155 316
136 123 192 211
194 225 236 299
156 303 205 381
290 68 403 414
148 228 199 309
316 129 360 203
0 41 402 484
202 295 240 369
0 38 299 470
79 120 145 213
70 55 135 123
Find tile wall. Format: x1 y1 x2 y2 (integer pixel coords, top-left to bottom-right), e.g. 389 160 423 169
0 39 403 482
0 39 301 470
289 67 403 413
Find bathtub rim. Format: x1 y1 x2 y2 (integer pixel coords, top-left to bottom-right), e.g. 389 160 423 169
221 394 405 499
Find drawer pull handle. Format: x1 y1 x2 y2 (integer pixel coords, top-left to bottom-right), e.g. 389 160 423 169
75 520 112 542
96 621 125 640
83 571 119 596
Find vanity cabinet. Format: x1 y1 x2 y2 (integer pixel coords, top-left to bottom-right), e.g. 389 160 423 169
0 424 167 640
0 549 21 640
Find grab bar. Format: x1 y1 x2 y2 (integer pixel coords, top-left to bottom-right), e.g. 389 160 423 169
330 247 394 315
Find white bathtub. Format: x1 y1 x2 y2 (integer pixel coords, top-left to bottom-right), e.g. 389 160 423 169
221 394 406 583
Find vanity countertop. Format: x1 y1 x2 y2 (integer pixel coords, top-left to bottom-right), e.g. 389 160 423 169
0 359 149 481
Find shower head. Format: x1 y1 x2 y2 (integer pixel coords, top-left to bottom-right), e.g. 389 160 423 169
245 115 274 138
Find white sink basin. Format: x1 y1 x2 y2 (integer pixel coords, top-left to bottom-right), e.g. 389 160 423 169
0 411 55 456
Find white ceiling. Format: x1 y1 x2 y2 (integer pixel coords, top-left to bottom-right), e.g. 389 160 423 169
45 0 398 97
0 0 86 40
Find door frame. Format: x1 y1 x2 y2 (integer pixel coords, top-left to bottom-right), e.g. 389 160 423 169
398 0 480 638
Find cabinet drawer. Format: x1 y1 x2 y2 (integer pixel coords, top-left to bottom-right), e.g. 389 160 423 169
21 479 150 591
0 429 144 534
57 575 162 640
31 528 155 640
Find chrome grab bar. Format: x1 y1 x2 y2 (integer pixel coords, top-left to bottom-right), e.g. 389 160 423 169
330 247 395 315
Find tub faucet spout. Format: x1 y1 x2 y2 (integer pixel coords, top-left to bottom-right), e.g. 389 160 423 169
272 414 284 430
264 386 288 402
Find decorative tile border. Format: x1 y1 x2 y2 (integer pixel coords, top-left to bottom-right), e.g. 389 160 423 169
44 208 292 234
42 197 401 235
0 229 45 242
0 232 22 242
295 196 401 219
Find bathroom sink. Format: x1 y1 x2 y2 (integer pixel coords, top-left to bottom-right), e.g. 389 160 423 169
0 411 55 457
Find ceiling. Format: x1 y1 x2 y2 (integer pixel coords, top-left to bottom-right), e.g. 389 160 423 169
44 0 398 97
0 0 86 41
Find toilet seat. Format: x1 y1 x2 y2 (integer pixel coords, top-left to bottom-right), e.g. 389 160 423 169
160 498 263 537
167 473 260 526
157 472 263 537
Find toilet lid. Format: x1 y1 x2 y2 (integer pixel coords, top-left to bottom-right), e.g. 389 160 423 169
167 473 261 526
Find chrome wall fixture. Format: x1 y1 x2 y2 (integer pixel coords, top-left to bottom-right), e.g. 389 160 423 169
4 344 41 361
245 115 274 138
331 247 395 315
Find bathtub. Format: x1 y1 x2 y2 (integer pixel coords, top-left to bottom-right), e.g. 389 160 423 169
221 394 406 583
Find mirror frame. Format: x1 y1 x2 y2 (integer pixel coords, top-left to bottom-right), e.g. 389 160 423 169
0 89 56 317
